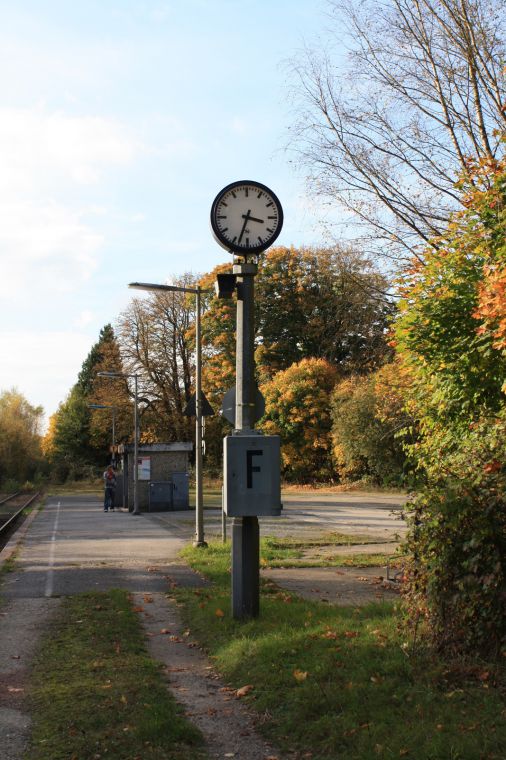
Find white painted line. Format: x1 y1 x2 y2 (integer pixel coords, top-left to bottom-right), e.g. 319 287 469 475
44 500 61 598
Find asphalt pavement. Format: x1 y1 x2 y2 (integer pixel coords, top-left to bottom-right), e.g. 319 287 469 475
0 491 407 759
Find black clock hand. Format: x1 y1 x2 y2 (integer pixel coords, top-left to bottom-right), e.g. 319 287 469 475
242 214 264 224
238 210 251 244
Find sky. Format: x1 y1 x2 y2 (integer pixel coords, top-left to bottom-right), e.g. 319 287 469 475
0 0 333 427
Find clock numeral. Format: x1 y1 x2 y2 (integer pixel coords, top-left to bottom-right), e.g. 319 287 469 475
232 236 237 244
257 191 263 199
258 236 263 243
245 188 249 197
231 191 237 199
267 227 274 233
221 201 228 207
218 215 227 219
221 227 229 233
265 201 273 207
246 237 250 247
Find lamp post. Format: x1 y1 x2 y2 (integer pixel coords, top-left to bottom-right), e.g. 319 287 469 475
128 281 209 547
88 403 116 465
97 371 140 515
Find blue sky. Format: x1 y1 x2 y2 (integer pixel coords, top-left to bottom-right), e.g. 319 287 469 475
0 0 333 425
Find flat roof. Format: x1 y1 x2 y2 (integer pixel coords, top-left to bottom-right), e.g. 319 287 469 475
118 442 192 453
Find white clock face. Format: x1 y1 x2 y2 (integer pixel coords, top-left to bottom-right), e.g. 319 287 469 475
211 181 283 254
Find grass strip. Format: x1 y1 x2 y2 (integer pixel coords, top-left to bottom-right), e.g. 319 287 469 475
176 541 506 760
259 535 396 568
28 589 207 760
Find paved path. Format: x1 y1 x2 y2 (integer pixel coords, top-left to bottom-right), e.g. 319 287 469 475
171 489 407 543
0 496 281 760
0 491 406 759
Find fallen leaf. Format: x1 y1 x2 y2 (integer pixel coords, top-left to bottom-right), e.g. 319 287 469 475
120 695 128 705
132 606 144 613
293 669 308 682
143 595 153 603
344 631 360 638
215 608 225 618
160 628 171 634
7 687 24 693
236 684 254 697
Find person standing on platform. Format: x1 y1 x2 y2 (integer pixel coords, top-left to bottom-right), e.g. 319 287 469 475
103 465 117 512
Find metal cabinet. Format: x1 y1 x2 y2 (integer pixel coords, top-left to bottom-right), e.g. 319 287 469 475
148 474 190 511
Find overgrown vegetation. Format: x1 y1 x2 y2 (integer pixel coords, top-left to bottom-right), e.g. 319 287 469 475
28 589 206 760
395 153 506 657
176 543 506 760
0 389 46 488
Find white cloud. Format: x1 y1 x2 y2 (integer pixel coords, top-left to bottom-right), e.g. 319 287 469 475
0 107 139 192
0 330 95 421
0 200 102 300
0 106 141 301
74 310 94 328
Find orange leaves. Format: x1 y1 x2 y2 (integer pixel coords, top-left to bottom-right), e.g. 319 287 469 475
293 669 309 682
474 264 506 349
236 684 254 697
215 608 225 619
483 460 502 473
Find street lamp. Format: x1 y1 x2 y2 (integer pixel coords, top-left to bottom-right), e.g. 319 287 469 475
88 403 116 465
128 281 209 547
97 371 140 516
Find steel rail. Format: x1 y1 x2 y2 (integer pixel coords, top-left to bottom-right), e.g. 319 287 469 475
0 491 22 506
0 492 40 537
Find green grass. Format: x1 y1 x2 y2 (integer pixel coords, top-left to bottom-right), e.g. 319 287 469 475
176 541 506 760
260 533 398 568
28 589 207 760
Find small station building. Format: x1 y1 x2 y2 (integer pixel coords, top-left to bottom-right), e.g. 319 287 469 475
116 442 192 511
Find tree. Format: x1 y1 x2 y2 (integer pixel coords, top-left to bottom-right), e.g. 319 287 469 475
77 324 116 395
331 362 414 485
0 389 44 485
88 327 132 453
289 0 506 267
261 358 338 482
394 150 506 656
117 276 197 442
256 246 393 377
48 386 91 476
46 325 130 478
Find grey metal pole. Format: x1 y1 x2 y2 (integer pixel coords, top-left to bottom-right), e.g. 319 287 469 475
231 260 260 619
194 287 206 546
111 407 116 467
132 375 140 515
222 485 226 543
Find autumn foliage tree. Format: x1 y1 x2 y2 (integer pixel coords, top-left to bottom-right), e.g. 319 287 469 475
331 362 414 485
0 389 44 486
256 246 392 378
45 325 130 480
394 149 506 657
261 358 338 482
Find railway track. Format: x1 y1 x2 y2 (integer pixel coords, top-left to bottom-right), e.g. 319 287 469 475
0 491 41 551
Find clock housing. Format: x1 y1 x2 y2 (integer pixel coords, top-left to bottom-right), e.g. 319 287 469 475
210 180 283 255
